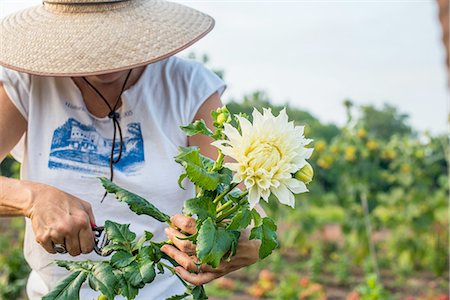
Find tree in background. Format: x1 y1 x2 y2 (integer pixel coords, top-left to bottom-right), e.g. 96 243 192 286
358 103 414 141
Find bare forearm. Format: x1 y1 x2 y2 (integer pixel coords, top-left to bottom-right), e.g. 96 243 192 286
0 176 36 217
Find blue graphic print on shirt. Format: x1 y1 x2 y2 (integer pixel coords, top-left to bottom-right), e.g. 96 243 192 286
48 118 144 174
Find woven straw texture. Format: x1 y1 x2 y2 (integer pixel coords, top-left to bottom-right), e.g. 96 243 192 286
0 0 214 76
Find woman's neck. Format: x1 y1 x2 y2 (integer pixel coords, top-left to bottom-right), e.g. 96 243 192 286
71 66 146 118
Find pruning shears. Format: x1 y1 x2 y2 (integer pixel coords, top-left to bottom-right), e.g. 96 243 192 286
92 226 112 256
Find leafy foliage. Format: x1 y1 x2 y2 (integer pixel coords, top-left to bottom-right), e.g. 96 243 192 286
249 217 278 259
196 218 240 267
180 119 214 137
100 178 170 223
174 147 221 191
42 271 88 300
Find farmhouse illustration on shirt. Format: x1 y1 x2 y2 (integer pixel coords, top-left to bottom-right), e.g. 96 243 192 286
48 118 145 174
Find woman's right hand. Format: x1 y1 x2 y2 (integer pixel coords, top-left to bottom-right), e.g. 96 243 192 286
26 184 96 256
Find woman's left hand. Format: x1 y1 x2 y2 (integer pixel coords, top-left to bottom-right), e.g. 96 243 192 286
161 214 260 286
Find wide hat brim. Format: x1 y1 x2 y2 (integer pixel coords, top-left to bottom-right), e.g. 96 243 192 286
0 0 214 76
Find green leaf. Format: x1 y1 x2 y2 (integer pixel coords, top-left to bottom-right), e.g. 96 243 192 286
132 231 154 252
100 177 170 223
228 231 241 260
196 218 238 268
180 120 213 137
88 262 117 300
175 233 198 242
104 220 136 246
117 273 139 300
144 231 154 241
101 243 129 255
218 168 233 186
183 196 216 221
227 208 252 230
191 285 208 300
251 209 263 227
249 217 278 259
175 147 221 191
150 242 165 262
42 271 87 300
200 154 233 185
156 262 165 274
199 155 215 171
55 260 93 272
178 173 188 189
111 251 135 268
137 246 156 284
123 261 144 288
166 293 190 300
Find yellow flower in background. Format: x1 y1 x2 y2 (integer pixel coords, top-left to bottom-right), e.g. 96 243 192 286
330 145 339 154
356 128 367 139
315 140 326 153
344 146 357 161
381 149 396 160
213 108 313 208
317 155 333 169
366 140 378 151
401 164 411 174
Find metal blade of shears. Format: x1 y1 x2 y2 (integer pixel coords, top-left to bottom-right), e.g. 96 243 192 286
92 226 113 256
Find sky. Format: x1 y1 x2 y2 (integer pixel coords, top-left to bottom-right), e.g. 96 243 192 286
1 0 449 134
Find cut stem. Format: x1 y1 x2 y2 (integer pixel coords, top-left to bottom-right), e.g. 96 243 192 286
211 150 225 172
217 192 248 222
213 183 239 205
216 200 234 214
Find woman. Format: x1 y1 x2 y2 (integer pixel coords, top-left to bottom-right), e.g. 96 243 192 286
0 0 260 298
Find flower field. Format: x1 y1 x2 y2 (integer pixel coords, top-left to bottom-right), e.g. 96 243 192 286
0 94 448 299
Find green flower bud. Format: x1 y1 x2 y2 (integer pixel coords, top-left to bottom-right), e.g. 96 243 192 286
294 162 314 184
97 295 108 300
216 113 228 125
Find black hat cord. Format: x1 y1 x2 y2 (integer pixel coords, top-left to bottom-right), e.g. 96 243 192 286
82 69 132 202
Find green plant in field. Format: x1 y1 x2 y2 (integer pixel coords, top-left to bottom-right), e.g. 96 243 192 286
308 243 323 282
330 252 351 285
356 274 391 300
0 155 20 178
0 218 30 300
268 273 326 300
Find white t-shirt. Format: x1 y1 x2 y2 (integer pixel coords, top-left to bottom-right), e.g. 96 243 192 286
0 56 226 300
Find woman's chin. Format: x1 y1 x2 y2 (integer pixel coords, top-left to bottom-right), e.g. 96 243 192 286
88 71 128 85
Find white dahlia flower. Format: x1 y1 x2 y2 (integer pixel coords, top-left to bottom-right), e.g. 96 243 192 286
212 108 313 208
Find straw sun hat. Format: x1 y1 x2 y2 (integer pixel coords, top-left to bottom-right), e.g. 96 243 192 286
0 0 214 76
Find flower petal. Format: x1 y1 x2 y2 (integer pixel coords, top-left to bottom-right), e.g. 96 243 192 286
248 186 261 209
261 188 271 201
252 108 264 126
237 115 253 137
223 123 242 143
277 108 289 124
284 178 308 194
271 184 296 208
